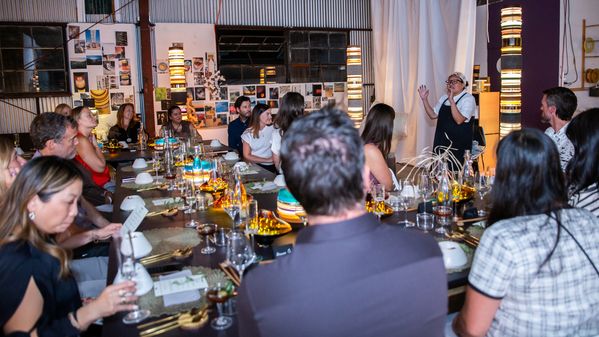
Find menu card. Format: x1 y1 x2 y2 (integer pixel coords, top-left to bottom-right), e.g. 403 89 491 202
121 206 148 236
154 270 207 307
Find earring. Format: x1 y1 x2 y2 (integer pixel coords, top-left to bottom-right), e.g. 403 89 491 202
28 212 35 220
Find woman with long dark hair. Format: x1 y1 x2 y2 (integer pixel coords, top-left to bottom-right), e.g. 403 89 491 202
361 103 395 191
0 157 136 336
271 92 304 170
161 105 199 140
452 129 599 336
566 108 599 217
241 103 276 173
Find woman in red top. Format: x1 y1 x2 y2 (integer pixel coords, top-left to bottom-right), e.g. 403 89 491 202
71 107 112 190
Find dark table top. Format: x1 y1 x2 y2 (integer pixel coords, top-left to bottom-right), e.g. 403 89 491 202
104 140 233 165
102 164 473 337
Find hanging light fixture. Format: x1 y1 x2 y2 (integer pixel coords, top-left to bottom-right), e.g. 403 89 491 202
499 6 522 137
346 45 363 128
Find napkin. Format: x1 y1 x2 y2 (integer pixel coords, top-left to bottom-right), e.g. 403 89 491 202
158 270 201 307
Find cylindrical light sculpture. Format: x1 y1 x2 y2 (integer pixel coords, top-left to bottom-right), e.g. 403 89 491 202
346 45 363 128
168 44 186 92
499 6 522 137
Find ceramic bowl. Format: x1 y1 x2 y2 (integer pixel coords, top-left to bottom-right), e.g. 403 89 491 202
114 262 153 296
224 151 239 161
210 139 222 147
132 158 148 169
120 231 152 259
120 195 145 211
135 172 154 185
438 241 468 269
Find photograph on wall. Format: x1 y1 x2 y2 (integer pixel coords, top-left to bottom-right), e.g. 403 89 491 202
161 100 172 110
269 87 279 100
103 61 115 75
186 88 195 100
215 101 229 114
68 25 80 39
115 31 128 46
194 87 206 100
229 103 237 115
205 53 216 76
291 84 304 95
334 82 345 92
257 99 267 105
70 58 87 70
115 46 126 60
184 60 192 73
155 87 168 101
110 92 125 111
243 85 256 96
85 30 101 50
192 57 204 71
324 83 334 97
102 43 116 55
125 94 135 104
229 89 241 102
83 98 95 107
109 76 119 89
268 100 279 109
304 99 313 109
250 96 257 107
119 59 130 72
215 113 228 126
86 55 102 66
218 87 228 101
96 75 109 89
279 85 290 97
313 96 322 109
103 54 115 61
119 71 131 86
73 72 89 92
305 84 313 96
312 84 322 97
74 40 86 54
157 60 168 74
256 86 266 99
156 110 168 126
193 72 205 86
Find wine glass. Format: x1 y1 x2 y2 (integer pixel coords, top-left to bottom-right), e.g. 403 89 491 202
223 189 242 230
244 200 259 248
397 180 415 227
206 283 233 330
115 232 150 324
418 173 433 206
475 173 491 216
197 223 216 254
152 151 161 180
183 182 197 214
226 231 256 283
371 184 386 221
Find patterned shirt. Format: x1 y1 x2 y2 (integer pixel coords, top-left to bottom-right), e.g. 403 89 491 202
469 208 599 337
571 183 599 218
545 124 574 171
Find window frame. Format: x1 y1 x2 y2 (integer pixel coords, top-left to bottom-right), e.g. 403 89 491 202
216 26 349 85
0 22 71 98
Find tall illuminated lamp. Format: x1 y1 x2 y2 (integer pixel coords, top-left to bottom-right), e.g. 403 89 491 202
347 45 363 128
168 44 187 104
499 6 522 137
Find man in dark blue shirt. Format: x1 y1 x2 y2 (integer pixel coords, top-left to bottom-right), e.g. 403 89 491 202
227 96 251 157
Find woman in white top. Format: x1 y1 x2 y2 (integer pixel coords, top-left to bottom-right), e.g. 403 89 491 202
271 92 304 172
241 103 276 173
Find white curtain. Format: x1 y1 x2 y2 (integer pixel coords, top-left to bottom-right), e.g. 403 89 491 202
371 0 477 161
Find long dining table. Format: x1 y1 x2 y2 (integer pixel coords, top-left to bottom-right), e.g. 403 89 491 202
101 152 473 337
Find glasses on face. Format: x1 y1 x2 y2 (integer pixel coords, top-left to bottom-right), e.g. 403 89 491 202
445 79 463 85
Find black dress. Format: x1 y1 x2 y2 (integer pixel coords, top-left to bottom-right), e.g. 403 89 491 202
107 120 141 143
0 240 81 337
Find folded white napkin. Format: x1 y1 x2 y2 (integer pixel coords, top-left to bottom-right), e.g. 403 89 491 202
159 270 201 307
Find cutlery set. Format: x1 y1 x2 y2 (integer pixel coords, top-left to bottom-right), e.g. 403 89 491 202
140 247 193 265
138 307 209 337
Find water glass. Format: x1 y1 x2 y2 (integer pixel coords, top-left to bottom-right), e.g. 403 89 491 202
226 231 256 283
397 180 415 227
416 213 434 232
371 184 386 221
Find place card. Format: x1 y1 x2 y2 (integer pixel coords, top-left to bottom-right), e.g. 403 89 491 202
154 274 208 297
152 197 180 206
121 206 148 235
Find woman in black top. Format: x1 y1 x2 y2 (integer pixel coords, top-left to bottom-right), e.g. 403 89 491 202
161 105 199 140
0 157 136 337
108 103 141 143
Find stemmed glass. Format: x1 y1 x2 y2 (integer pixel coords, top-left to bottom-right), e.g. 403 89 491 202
197 223 216 254
183 181 197 214
152 151 161 180
371 184 386 221
226 231 256 283
475 173 491 216
206 283 233 330
397 180 415 227
115 232 150 324
244 200 259 248
223 189 242 230
418 173 433 207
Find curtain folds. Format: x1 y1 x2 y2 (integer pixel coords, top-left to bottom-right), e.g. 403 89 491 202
371 0 476 161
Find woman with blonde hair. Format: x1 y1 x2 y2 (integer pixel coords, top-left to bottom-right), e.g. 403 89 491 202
71 106 113 190
0 136 26 193
54 103 72 116
108 103 141 143
0 157 136 336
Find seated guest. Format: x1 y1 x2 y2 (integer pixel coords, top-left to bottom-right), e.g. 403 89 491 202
0 136 26 194
567 108 599 217
361 103 395 191
238 108 447 337
160 105 199 140
107 103 141 143
540 86 577 171
71 107 113 191
54 103 72 116
241 103 276 173
452 128 599 336
227 96 251 156
271 92 304 171
30 112 112 207
0 157 136 336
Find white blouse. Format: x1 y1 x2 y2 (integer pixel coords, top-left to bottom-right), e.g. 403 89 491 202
241 125 274 164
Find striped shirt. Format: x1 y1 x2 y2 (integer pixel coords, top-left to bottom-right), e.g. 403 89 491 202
571 183 599 218
545 124 574 171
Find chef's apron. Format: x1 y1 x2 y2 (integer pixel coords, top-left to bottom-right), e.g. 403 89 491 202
433 95 473 170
